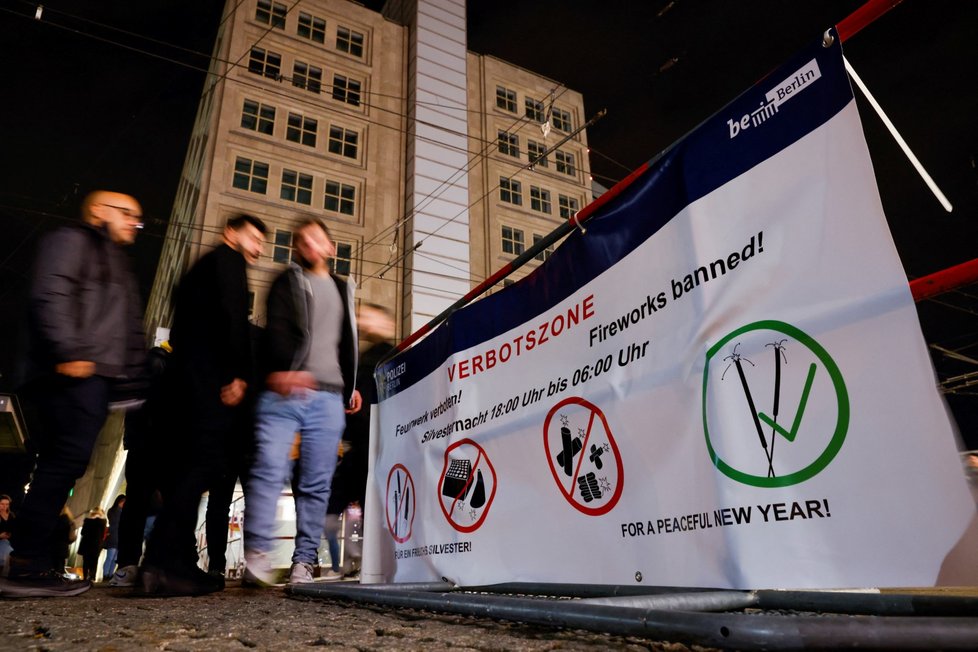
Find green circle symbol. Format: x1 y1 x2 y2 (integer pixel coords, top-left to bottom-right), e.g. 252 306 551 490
702 320 849 488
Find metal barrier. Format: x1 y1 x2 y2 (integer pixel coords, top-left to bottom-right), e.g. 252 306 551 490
287 581 978 650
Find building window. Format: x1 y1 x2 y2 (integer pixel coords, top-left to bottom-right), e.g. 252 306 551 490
286 112 317 147
336 26 365 58
552 108 572 132
530 186 551 214
527 140 548 168
497 131 519 158
232 157 269 194
255 0 286 29
272 229 294 264
499 177 522 205
525 97 545 123
324 180 356 216
248 47 281 80
247 291 256 317
496 86 516 112
241 99 275 135
533 234 555 262
292 61 322 94
555 150 576 176
558 194 580 218
281 169 313 205
328 125 359 159
328 241 353 276
501 226 524 256
332 74 361 106
297 12 326 43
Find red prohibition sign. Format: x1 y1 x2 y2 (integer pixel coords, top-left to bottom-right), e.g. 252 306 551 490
543 396 624 515
437 438 497 533
386 464 415 543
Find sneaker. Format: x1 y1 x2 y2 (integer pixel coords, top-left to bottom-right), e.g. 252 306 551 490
0 570 91 598
289 562 314 584
241 550 276 587
109 565 139 588
322 568 344 581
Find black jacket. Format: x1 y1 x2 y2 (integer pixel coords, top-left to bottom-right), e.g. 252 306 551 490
168 244 253 426
28 223 144 379
262 265 358 403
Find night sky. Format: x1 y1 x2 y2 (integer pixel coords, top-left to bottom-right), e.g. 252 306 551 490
1 0 976 447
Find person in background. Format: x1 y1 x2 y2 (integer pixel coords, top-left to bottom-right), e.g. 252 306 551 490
1 190 145 598
0 495 14 577
78 508 106 581
243 218 360 586
140 214 266 596
51 506 77 577
102 494 125 581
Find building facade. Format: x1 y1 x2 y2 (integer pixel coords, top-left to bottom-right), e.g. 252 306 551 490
146 0 592 341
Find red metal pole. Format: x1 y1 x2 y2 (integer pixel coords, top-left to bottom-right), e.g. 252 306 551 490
837 0 904 43
910 258 978 302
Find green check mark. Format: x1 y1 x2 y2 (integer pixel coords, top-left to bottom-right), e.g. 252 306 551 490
758 363 816 442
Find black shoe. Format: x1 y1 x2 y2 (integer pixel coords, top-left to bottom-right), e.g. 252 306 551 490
0 570 91 598
137 565 224 597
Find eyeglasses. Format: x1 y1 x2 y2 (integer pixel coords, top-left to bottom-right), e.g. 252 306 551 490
98 204 144 228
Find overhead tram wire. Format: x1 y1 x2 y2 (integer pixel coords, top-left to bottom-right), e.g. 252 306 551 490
10 0 614 180
10 0 559 118
356 83 570 267
5 6 591 248
368 109 607 284
6 7 596 217
12 0 246 63
204 0 306 92
8 6 606 281
8 2 619 184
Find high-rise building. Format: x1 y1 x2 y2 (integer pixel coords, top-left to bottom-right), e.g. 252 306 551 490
146 0 592 341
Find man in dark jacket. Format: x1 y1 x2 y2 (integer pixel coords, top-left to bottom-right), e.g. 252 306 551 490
139 213 266 596
0 191 145 598
243 218 361 586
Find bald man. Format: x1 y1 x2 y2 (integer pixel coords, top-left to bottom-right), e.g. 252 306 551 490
0 191 146 598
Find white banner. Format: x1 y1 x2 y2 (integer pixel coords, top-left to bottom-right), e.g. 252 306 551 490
362 37 977 589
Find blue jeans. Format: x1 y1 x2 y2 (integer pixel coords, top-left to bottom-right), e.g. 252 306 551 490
244 390 345 565
102 546 118 577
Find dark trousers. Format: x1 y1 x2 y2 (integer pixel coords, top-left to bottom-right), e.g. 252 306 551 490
204 464 239 574
81 552 99 580
143 426 229 573
116 432 163 569
11 376 109 574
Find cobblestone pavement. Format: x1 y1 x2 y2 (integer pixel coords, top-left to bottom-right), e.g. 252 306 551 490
0 582 707 651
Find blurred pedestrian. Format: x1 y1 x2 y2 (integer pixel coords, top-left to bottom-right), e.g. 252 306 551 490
324 303 395 579
111 346 168 588
140 214 266 596
79 508 106 581
0 494 14 577
0 191 145 598
102 494 125 580
244 218 360 586
204 324 261 581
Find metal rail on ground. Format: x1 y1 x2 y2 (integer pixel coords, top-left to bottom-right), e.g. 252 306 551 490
287 581 978 651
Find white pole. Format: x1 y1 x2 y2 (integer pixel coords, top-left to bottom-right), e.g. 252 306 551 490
844 57 953 213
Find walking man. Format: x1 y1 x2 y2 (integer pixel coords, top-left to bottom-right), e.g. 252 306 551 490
139 213 266 595
244 218 361 585
0 191 145 598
